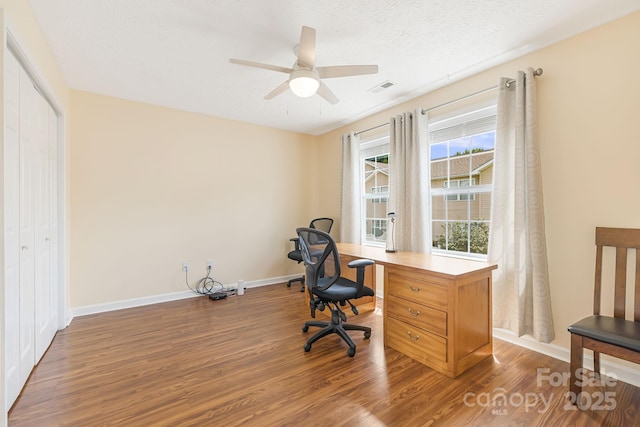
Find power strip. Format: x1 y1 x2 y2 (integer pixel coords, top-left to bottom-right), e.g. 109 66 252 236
208 292 227 301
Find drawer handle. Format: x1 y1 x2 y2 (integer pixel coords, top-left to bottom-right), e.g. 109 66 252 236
407 308 420 317
408 284 421 292
407 331 420 341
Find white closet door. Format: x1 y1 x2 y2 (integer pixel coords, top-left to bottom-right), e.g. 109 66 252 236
17 54 37 391
33 87 56 362
4 48 59 408
4 45 23 408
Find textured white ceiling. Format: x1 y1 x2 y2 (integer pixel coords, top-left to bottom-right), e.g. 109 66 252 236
26 0 640 135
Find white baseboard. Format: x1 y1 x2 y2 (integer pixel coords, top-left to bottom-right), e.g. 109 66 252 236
493 328 640 388
242 274 302 289
72 290 199 317
72 275 299 317
64 309 74 328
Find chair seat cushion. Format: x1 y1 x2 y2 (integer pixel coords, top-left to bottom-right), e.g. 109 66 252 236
314 277 374 302
568 315 640 352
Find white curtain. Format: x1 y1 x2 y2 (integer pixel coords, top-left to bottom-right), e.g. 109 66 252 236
388 110 430 253
340 131 361 243
488 68 554 343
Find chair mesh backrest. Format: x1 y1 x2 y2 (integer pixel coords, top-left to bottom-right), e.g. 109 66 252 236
296 227 341 293
310 217 333 234
594 227 640 321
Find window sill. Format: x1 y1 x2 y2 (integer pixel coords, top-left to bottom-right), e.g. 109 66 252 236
431 249 488 262
362 242 386 248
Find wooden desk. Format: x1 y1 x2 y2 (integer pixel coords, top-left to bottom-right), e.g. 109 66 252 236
337 243 497 378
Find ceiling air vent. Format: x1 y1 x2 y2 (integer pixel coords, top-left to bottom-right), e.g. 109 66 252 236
368 80 396 93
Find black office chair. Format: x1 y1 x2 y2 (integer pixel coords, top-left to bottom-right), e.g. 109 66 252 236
296 227 374 357
287 218 333 291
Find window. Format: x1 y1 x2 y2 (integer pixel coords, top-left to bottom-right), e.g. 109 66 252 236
429 106 496 258
361 137 390 246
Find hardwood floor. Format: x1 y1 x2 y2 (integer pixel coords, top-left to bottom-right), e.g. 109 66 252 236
9 284 640 426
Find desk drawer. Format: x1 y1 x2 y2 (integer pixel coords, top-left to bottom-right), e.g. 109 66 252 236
386 294 447 337
387 270 448 310
386 316 447 363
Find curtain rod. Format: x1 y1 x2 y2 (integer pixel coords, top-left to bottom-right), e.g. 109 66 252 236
354 122 389 136
421 68 543 115
354 68 543 136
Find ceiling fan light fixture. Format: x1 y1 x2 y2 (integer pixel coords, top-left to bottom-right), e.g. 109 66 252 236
288 70 320 97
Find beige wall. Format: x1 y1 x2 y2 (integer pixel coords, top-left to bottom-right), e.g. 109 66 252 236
314 11 640 349
69 91 316 307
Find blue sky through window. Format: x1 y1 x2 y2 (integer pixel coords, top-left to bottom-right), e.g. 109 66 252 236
430 132 495 160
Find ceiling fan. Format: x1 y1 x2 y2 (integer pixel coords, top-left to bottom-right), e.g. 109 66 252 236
229 26 379 104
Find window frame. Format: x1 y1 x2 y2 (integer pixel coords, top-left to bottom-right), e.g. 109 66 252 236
371 185 389 204
429 105 496 260
360 136 390 247
443 178 477 201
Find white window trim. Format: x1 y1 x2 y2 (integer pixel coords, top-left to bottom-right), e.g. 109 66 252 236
360 136 390 247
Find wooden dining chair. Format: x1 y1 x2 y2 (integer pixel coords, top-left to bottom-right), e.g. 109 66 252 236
567 227 640 401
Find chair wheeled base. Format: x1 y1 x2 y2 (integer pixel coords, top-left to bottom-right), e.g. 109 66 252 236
287 276 305 292
302 302 371 357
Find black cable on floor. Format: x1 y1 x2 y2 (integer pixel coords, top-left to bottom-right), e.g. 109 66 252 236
185 266 224 296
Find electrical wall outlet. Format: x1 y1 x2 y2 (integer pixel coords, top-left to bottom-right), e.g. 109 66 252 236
206 259 213 269
182 262 189 272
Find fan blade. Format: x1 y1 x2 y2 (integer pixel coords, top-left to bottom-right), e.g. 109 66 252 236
316 81 339 105
229 58 292 74
297 26 316 68
265 81 290 100
317 65 379 79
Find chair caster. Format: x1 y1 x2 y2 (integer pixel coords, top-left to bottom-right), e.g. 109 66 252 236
304 343 312 352
347 347 356 357
364 331 371 339
302 325 309 333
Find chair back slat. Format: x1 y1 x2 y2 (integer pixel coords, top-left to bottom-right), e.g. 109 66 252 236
636 250 640 322
594 227 640 320
614 247 628 319
596 227 640 248
594 244 603 315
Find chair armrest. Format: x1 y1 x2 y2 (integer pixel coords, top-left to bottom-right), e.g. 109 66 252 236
289 237 301 251
347 259 375 296
347 259 375 269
